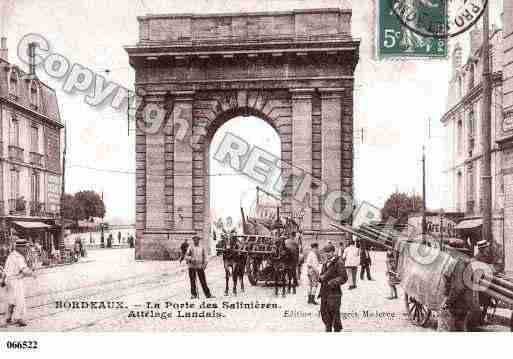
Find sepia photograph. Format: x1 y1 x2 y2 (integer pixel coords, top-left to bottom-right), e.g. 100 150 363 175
0 0 512 351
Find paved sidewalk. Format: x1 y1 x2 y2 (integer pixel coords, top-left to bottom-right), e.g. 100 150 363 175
1 249 510 332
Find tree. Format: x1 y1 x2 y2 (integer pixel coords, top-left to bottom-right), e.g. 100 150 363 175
62 191 106 223
74 190 106 219
381 192 422 224
62 193 80 223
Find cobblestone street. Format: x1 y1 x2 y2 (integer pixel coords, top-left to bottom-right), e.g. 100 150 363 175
0 248 436 332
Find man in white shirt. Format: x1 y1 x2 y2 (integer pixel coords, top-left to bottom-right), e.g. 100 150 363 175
305 242 321 305
342 239 360 290
4 239 35 326
185 236 214 299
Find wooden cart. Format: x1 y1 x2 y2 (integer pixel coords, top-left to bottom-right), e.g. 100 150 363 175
333 223 513 331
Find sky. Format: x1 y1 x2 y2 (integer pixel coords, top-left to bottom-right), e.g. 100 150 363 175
0 0 505 223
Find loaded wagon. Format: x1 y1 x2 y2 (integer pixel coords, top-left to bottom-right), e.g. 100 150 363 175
216 234 285 286
333 223 513 331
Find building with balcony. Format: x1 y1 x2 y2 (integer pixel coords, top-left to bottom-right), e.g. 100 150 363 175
0 37 64 249
441 25 506 269
500 0 513 275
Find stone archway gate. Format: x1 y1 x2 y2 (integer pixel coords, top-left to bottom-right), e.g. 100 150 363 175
126 8 360 260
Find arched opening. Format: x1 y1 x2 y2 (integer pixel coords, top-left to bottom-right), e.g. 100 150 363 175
207 114 281 252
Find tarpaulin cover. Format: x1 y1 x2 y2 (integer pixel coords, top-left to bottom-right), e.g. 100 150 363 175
397 241 460 310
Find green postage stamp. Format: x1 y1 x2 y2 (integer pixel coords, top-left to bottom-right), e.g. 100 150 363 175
377 0 448 59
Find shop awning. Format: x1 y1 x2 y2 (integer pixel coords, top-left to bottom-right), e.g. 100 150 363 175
12 221 53 229
455 219 482 230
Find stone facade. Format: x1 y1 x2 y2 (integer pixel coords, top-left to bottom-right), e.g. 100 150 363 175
442 2 513 274
0 38 63 220
126 9 360 260
500 0 513 275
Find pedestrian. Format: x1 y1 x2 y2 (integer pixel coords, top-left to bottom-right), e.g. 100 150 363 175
318 243 348 332
118 231 121 245
184 236 214 299
305 242 321 305
342 239 360 289
3 239 36 326
336 241 345 259
359 242 373 280
179 238 189 263
386 249 398 300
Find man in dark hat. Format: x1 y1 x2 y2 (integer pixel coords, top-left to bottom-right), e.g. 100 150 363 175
184 235 214 299
3 239 36 326
318 243 348 332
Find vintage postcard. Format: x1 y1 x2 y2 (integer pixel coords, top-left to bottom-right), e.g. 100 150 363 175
0 0 512 350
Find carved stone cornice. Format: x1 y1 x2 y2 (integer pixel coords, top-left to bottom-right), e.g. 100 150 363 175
290 88 314 100
171 91 195 102
318 87 345 99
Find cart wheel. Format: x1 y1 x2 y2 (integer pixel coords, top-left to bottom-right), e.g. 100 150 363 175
247 260 258 286
405 293 432 327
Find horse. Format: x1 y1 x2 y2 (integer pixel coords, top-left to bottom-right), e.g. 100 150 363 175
216 233 247 296
271 237 288 297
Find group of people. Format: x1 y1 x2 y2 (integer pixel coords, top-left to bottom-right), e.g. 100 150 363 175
304 239 380 332
306 240 373 298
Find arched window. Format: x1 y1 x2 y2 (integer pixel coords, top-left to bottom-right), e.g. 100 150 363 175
468 109 474 138
8 68 19 97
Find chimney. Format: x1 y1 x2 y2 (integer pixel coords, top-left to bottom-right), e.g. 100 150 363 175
28 42 36 76
0 37 7 62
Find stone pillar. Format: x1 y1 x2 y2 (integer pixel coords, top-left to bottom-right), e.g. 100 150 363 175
290 88 313 231
319 88 345 232
135 97 146 260
173 92 194 232
145 99 167 231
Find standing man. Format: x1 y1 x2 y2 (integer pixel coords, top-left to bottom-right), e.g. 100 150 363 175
318 244 348 332
385 249 398 300
342 239 360 289
359 242 373 281
4 239 36 326
305 242 321 305
185 236 214 299
179 238 189 263
336 241 345 259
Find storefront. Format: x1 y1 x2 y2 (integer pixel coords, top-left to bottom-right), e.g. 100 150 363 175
0 216 63 267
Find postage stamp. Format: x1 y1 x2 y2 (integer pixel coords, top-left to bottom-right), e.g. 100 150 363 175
1 0 513 355
377 0 448 58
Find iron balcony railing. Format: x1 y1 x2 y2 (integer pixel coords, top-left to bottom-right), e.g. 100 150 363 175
29 201 59 218
30 152 44 167
30 201 45 216
9 198 26 214
8 145 24 162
